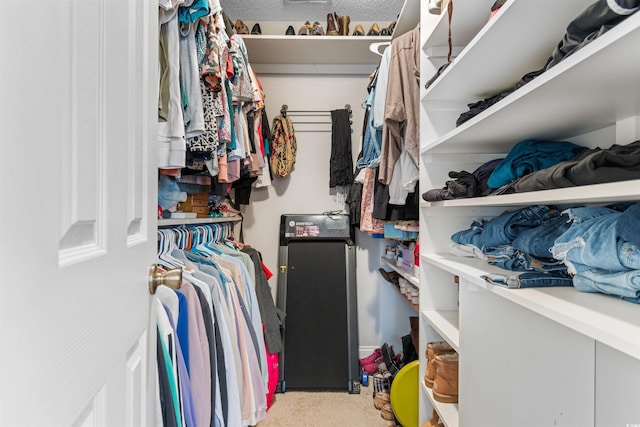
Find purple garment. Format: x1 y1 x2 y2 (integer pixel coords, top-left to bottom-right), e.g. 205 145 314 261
164 306 197 427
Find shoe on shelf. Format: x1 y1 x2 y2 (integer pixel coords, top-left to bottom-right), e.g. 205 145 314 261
432 352 459 403
285 25 295 35
336 12 350 35
234 19 249 34
359 348 382 366
429 0 442 14
367 23 381 36
298 21 311 35
251 23 261 35
352 24 365 36
381 21 395 36
326 12 338 35
311 21 325 35
378 268 400 285
425 341 455 388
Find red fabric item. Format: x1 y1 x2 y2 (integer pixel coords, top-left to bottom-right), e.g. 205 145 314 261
226 54 234 79
265 350 279 410
262 262 273 280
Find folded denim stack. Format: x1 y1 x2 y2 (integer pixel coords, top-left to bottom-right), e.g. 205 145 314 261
451 202 640 302
452 204 571 286
551 203 640 303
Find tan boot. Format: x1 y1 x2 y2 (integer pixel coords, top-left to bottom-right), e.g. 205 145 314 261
336 13 350 36
425 341 455 387
433 352 459 403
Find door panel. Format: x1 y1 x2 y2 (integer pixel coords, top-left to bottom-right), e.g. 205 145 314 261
0 1 158 426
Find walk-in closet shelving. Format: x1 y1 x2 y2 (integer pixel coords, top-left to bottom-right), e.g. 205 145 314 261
381 257 419 312
157 215 243 227
241 25 390 75
418 0 640 426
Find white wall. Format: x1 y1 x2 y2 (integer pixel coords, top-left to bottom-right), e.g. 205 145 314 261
238 72 393 352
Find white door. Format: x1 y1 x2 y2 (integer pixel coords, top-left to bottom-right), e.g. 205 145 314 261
0 1 158 426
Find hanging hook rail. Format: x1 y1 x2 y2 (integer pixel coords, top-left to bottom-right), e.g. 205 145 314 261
280 104 352 116
279 104 352 125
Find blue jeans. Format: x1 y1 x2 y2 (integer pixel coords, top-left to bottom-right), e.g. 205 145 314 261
511 206 618 259
512 215 571 259
571 263 640 303
617 202 640 247
552 210 639 272
356 90 382 169
451 219 486 249
482 271 573 289
482 205 559 249
485 245 567 272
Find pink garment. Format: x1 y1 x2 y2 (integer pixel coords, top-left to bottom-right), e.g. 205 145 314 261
226 158 241 183
265 342 278 410
218 151 228 182
360 168 385 234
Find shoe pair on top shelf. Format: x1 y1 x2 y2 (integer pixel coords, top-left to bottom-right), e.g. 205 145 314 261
234 17 394 37
234 19 261 35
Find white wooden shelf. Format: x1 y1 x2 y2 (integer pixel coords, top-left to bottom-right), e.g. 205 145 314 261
381 256 420 287
424 0 595 101
240 22 391 74
392 0 419 41
421 10 640 154
421 0 494 59
422 253 640 361
421 309 459 352
422 381 459 427
158 215 242 227
422 179 640 208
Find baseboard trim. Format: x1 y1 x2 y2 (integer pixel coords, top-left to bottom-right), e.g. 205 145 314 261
359 346 379 359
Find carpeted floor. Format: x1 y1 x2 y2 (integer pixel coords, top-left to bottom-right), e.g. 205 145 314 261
256 389 394 427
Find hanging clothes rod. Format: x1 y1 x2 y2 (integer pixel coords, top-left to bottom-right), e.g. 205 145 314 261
280 104 352 115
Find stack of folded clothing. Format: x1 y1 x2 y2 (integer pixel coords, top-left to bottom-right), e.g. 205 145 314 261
450 203 640 303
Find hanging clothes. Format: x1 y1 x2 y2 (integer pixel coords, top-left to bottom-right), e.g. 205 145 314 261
329 109 355 202
270 114 297 178
154 224 277 427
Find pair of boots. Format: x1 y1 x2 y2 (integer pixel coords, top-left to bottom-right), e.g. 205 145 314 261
326 12 350 35
424 341 458 403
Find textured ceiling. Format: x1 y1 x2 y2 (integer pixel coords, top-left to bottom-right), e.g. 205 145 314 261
220 0 405 22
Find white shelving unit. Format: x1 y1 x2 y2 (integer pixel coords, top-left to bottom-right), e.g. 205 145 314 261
158 215 242 227
381 256 420 312
240 21 392 75
418 1 640 426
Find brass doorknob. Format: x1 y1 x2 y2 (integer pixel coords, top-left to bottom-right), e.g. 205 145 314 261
148 264 182 295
